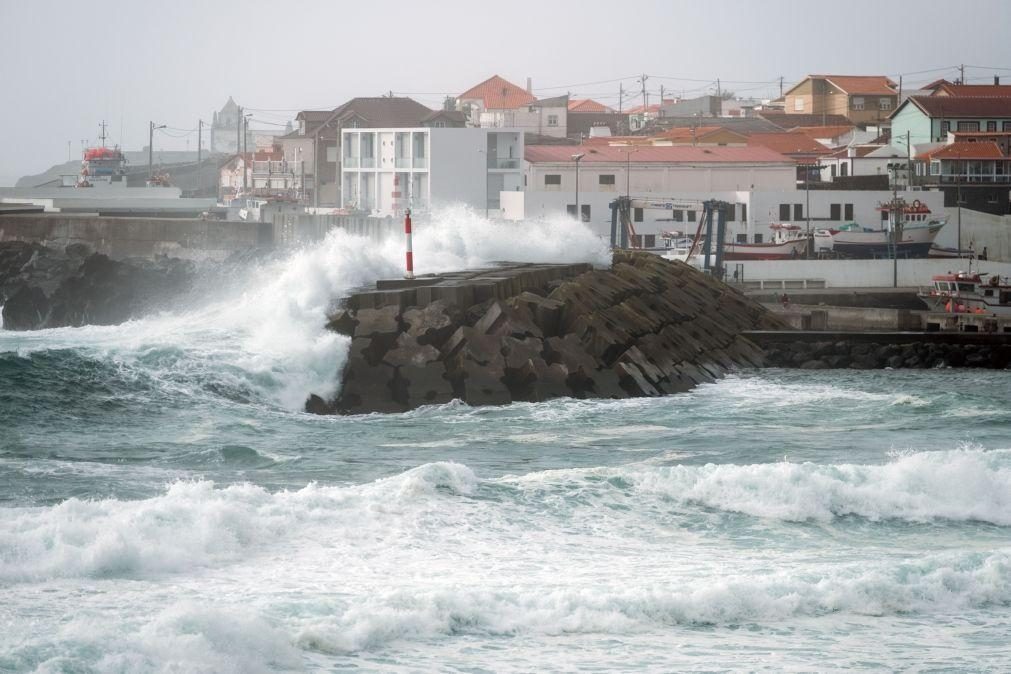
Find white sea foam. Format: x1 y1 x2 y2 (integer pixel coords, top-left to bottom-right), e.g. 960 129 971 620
293 549 1011 653
0 207 610 409
510 448 1011 525
3 450 1009 587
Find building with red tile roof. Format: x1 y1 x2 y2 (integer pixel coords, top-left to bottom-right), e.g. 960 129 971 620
783 75 898 124
568 99 613 113
746 133 832 163
458 75 536 110
918 141 1006 161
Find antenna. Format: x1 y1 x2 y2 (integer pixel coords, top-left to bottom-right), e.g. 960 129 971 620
98 120 109 147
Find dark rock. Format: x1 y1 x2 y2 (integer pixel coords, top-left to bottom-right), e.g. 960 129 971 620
800 359 828 370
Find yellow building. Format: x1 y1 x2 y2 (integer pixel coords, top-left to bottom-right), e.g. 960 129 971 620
784 75 898 125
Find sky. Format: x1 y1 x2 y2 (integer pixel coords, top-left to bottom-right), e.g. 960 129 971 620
1 0 1009 185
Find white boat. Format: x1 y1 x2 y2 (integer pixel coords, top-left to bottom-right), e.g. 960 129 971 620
816 201 946 259
723 223 810 261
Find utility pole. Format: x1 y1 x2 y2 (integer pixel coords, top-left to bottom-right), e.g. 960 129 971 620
779 76 784 98
959 63 965 84
639 73 648 113
898 75 903 103
197 120 203 165
67 140 71 161
716 78 721 100
906 130 912 188
242 114 249 192
618 83 623 115
236 106 242 155
148 121 155 178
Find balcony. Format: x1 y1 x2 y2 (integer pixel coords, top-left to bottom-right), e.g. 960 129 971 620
487 158 520 169
395 157 411 169
935 174 1011 184
343 156 359 169
413 156 428 169
361 157 376 169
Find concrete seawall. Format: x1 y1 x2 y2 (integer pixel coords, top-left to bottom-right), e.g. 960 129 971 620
0 214 269 260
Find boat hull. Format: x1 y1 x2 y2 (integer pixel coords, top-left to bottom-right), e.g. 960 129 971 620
828 224 944 259
723 238 809 261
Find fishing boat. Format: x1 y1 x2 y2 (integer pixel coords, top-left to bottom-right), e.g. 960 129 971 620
723 223 810 261
77 146 128 188
919 270 1011 316
815 200 946 259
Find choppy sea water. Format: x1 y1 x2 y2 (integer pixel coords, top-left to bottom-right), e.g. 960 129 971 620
1 211 1009 672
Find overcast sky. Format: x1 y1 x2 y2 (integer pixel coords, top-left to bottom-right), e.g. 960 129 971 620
2 0 1009 184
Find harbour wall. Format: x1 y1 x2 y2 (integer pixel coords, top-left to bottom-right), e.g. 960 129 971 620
730 258 1011 290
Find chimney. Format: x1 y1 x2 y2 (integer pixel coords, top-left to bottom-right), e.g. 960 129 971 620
526 77 532 94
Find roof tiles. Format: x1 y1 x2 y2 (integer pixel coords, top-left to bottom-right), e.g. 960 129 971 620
458 75 536 110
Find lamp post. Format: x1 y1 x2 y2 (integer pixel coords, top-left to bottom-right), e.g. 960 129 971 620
243 113 252 192
571 153 585 221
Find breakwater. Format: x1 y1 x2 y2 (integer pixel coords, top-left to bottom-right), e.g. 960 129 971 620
750 330 1011 369
310 252 782 415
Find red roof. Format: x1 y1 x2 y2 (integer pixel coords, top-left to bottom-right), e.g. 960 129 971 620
458 75 535 110
746 133 832 160
933 83 1011 98
658 126 748 143
905 96 1011 118
788 125 854 140
919 142 1006 160
525 144 794 164
821 75 897 96
625 99 677 115
568 99 613 113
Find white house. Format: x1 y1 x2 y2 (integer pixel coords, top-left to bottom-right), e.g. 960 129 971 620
341 127 523 216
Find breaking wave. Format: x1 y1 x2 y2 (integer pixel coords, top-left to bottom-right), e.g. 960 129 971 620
0 207 610 410
3 449 1009 584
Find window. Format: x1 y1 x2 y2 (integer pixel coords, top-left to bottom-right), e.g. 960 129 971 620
794 204 803 220
830 203 841 220
1004 122 1011 131
881 209 889 222
741 204 747 222
687 210 697 222
879 98 892 111
544 174 561 185
844 204 854 220
754 233 764 243
957 121 980 132
599 174 616 185
644 234 656 248
726 204 736 221
852 97 865 111
779 203 791 220
794 98 804 112
547 114 559 127
580 204 591 223
841 162 848 177
673 210 683 222
736 233 748 243
941 121 951 136
987 121 998 132
633 207 643 222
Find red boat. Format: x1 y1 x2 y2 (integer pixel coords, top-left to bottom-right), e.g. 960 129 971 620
920 271 1011 316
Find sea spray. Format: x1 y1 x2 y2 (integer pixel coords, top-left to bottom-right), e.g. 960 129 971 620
0 208 611 409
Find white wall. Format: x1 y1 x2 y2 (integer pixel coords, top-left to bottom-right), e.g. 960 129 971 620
525 162 796 197
940 208 1011 260
732 258 1011 288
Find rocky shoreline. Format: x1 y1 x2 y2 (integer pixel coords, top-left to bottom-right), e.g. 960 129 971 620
310 252 783 415
762 339 1011 370
0 241 196 330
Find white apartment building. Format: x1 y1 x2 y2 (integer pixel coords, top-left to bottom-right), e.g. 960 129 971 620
341 127 523 216
513 144 944 248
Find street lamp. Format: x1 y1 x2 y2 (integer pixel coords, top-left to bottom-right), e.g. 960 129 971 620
148 122 166 179
571 153 585 221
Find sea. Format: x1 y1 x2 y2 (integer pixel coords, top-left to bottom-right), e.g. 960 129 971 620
1 209 1009 673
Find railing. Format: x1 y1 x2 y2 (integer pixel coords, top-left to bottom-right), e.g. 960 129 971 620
395 157 411 169
935 174 1011 184
360 157 376 168
488 158 520 169
343 156 359 168
413 156 428 169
